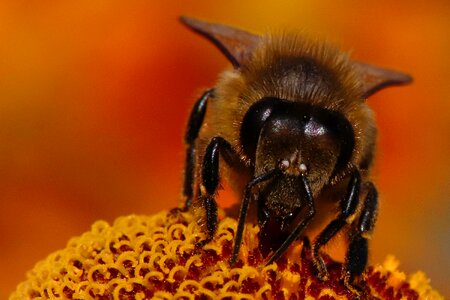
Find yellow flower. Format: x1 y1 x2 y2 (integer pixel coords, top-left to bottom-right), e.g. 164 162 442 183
10 210 442 299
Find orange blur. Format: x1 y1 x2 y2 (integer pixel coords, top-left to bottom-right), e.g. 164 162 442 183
0 1 448 297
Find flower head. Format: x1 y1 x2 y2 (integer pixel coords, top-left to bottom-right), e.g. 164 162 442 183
10 210 442 299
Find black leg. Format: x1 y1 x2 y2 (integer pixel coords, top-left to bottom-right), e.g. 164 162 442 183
343 182 378 291
196 136 236 247
266 174 316 265
229 169 280 265
182 89 214 209
199 195 218 246
312 171 361 280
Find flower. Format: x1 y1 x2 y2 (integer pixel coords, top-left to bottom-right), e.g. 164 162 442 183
10 210 442 299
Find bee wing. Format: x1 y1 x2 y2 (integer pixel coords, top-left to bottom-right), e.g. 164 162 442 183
180 16 260 68
180 16 412 96
353 61 412 98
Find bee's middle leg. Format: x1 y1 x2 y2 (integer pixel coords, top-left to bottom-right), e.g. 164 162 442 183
181 89 214 210
311 170 361 280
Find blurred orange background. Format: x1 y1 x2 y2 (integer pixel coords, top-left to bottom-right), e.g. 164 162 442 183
0 1 448 298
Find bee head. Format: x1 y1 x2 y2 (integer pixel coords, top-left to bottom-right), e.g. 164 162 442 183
241 97 354 193
181 16 412 187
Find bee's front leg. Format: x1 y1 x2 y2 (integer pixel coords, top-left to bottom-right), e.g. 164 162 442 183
196 136 234 247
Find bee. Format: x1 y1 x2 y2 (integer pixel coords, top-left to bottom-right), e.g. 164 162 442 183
178 16 412 288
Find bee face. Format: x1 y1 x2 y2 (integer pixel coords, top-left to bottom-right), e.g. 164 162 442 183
241 97 354 194
178 16 412 288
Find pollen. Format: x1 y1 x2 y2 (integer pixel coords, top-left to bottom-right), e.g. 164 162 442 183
10 210 442 300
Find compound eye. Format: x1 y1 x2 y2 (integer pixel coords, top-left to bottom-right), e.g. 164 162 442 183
240 97 284 160
304 118 326 137
300 109 355 178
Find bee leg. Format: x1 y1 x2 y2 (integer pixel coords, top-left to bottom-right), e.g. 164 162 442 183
196 136 234 247
230 169 280 266
181 89 214 210
312 170 361 280
266 174 316 265
343 182 378 294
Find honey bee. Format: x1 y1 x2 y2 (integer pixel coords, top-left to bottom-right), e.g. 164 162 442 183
178 16 412 288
